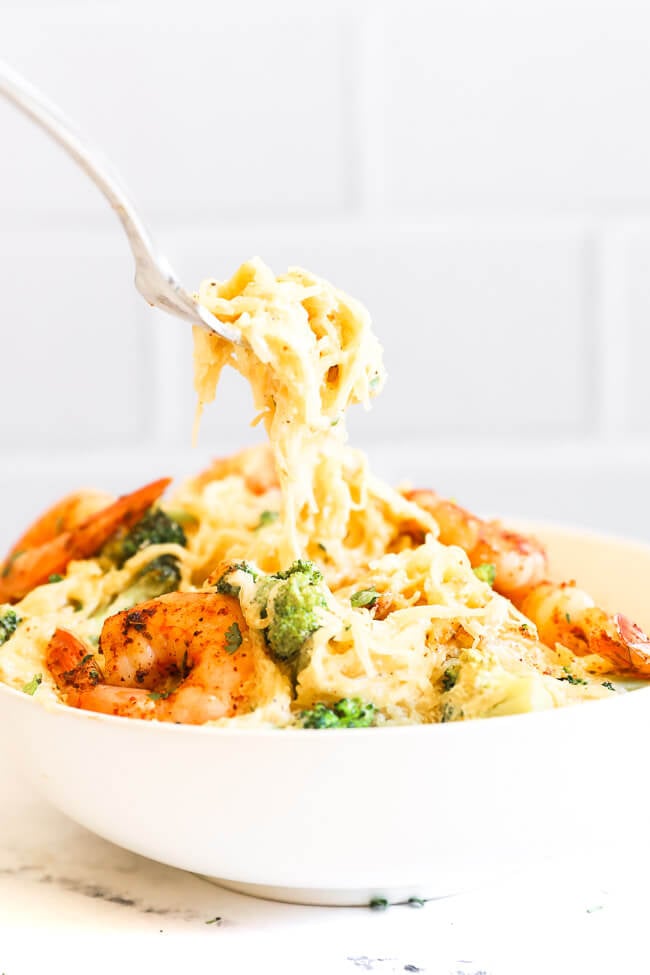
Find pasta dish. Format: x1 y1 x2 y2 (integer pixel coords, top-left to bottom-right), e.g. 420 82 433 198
1 258 650 727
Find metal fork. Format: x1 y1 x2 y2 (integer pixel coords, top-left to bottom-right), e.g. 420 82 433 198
0 61 239 342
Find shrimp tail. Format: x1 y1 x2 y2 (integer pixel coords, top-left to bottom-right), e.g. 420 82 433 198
520 581 650 677
47 628 104 703
0 477 171 603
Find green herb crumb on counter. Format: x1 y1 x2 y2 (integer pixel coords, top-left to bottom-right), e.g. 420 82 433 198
0 608 21 646
300 698 376 728
369 897 389 911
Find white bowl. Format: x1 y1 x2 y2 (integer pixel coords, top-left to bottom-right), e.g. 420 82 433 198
1 521 649 906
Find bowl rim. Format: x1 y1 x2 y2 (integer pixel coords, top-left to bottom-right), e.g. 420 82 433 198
2 518 648 739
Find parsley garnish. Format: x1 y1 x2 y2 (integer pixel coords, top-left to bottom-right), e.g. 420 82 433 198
224 622 242 654
148 690 172 701
559 666 587 686
351 587 379 609
602 681 615 692
473 563 496 586
565 612 571 623
48 574 64 584
205 916 222 925
256 510 279 530
22 673 42 696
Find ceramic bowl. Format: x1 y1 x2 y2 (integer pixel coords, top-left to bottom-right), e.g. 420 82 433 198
1 522 649 906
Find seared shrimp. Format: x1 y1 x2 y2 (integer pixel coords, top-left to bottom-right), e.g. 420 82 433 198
193 443 278 495
0 478 170 603
407 488 650 677
520 582 650 676
6 489 115 559
406 489 547 600
47 592 258 723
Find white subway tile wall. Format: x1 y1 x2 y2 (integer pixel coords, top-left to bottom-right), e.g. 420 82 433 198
2 0 650 552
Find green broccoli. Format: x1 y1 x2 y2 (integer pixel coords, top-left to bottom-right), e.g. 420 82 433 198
90 556 181 636
300 698 377 728
263 561 326 664
0 608 20 646
102 508 186 568
214 562 259 597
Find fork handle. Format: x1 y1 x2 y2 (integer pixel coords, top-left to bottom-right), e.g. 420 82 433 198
0 60 237 339
0 62 158 268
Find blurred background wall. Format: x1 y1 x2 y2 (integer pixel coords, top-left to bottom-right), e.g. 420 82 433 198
2 0 650 548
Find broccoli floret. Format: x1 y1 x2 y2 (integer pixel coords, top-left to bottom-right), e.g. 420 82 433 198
272 560 323 585
91 556 181 632
264 561 326 663
214 561 259 597
300 698 377 729
0 608 20 646
102 508 186 567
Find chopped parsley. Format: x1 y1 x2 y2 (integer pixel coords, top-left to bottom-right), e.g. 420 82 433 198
601 681 615 692
148 690 172 701
0 609 21 646
256 510 279 530
350 587 379 609
48 574 64 584
565 612 571 623
205 916 222 925
22 673 42 696
224 622 242 654
559 666 587 686
473 563 496 586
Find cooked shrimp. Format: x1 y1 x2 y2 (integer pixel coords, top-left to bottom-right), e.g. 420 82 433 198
406 489 547 600
6 489 115 558
46 591 259 724
520 582 650 676
193 443 278 495
0 478 170 603
407 487 650 677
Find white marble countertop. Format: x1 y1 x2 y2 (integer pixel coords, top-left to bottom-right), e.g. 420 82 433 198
0 742 646 975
